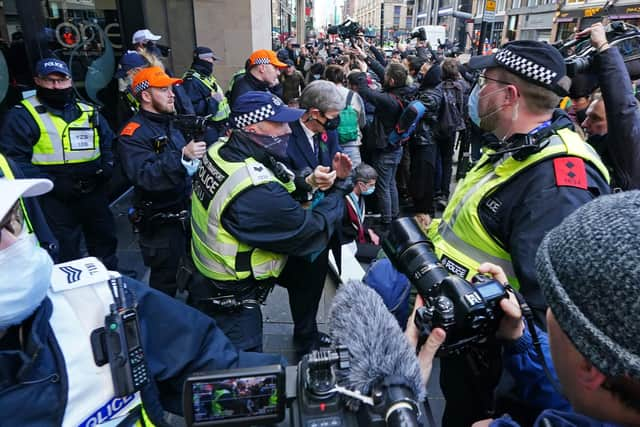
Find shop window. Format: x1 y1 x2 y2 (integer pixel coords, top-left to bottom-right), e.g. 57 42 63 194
511 0 521 9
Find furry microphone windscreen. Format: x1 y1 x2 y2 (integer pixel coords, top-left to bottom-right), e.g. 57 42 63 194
328 280 426 402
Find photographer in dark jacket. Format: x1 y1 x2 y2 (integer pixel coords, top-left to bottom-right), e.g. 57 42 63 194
352 46 417 230
578 23 640 191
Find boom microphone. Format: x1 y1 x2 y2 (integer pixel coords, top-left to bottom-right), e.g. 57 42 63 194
329 280 425 426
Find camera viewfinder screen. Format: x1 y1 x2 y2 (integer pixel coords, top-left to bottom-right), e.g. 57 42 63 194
191 374 279 422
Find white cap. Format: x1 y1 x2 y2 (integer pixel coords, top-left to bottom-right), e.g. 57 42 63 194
0 178 53 221
132 29 162 44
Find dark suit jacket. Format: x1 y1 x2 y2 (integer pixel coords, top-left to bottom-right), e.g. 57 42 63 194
285 120 341 173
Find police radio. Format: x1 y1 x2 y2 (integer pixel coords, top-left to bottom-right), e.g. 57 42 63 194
91 273 150 397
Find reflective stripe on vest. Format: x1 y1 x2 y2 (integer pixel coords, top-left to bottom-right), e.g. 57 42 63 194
125 91 140 112
190 142 295 282
47 258 146 427
183 70 231 122
427 128 610 289
21 96 100 165
0 153 34 234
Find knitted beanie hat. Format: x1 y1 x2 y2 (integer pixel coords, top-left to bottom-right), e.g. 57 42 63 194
536 191 640 380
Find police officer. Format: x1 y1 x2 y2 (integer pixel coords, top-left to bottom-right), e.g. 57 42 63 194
115 51 149 126
0 58 118 269
182 46 230 145
118 66 207 296
0 176 281 426
229 50 287 106
425 41 611 426
188 91 352 352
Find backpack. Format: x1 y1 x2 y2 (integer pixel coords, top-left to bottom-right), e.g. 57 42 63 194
388 96 427 147
337 91 360 144
437 81 465 138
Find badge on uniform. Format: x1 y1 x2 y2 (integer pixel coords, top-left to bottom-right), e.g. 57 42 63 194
51 257 111 293
69 127 96 150
553 157 588 190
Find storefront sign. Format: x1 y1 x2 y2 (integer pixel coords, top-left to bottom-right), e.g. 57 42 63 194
521 12 554 30
584 7 602 18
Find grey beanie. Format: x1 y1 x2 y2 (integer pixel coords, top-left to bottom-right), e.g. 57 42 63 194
536 191 640 380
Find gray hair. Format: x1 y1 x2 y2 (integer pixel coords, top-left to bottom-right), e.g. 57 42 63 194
299 80 345 112
354 163 378 183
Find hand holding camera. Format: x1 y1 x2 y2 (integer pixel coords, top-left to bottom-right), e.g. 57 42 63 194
183 140 207 160
576 23 610 53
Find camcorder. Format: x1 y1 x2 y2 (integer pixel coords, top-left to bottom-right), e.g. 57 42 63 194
410 27 427 42
173 114 214 141
556 21 640 78
382 217 508 357
327 18 363 40
182 346 427 427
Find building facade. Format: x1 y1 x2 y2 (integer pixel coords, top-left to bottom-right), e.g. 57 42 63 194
351 0 412 39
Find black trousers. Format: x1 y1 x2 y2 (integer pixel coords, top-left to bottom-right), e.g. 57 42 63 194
278 249 330 350
409 144 437 216
40 189 118 269
138 222 187 296
436 133 456 197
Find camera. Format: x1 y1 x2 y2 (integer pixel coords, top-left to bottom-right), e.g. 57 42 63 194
327 19 363 40
183 346 426 427
382 217 508 356
410 27 427 42
173 114 213 141
559 21 640 77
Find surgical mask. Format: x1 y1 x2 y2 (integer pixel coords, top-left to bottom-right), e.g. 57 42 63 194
36 86 75 109
362 185 375 196
182 157 201 177
0 229 53 329
467 84 510 130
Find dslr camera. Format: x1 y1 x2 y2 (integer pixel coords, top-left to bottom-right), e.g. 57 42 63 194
382 217 508 356
558 21 640 77
410 27 427 42
327 18 363 40
182 346 426 426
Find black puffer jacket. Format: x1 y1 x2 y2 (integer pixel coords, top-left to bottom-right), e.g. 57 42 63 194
413 64 443 146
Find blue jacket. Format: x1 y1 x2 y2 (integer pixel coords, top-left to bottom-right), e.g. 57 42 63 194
0 98 115 197
491 327 620 427
285 120 341 172
228 71 283 108
0 277 282 426
117 109 191 212
181 63 227 144
218 130 348 258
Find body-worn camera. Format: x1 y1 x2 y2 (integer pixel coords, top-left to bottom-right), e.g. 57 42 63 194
183 347 426 427
382 217 508 356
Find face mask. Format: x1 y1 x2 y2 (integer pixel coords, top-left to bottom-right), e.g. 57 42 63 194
194 58 213 76
322 115 341 131
243 130 291 161
467 84 509 130
362 185 375 196
575 108 587 125
588 133 607 148
36 86 75 109
0 230 53 329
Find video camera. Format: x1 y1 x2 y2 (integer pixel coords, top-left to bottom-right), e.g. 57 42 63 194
183 346 426 427
382 217 508 357
557 21 640 78
410 27 427 42
173 114 213 141
327 18 363 40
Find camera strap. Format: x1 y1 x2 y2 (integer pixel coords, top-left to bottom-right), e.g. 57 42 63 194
505 285 563 396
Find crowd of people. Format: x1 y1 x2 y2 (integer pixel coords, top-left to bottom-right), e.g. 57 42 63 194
0 22 639 427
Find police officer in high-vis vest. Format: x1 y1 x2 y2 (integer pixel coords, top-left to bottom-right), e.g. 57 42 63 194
0 58 118 269
426 41 611 426
188 91 352 352
0 177 282 426
182 46 230 145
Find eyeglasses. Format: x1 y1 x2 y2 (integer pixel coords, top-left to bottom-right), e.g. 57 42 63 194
38 76 71 85
0 202 24 239
478 74 513 89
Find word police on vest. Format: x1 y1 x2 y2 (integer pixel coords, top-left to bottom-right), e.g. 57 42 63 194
182 280 427 427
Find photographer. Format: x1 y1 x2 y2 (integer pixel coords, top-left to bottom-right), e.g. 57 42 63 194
577 23 640 190
408 191 640 427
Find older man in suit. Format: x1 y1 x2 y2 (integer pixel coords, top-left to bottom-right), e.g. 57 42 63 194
281 80 350 355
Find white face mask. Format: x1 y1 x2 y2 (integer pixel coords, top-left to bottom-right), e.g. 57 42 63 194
0 229 53 329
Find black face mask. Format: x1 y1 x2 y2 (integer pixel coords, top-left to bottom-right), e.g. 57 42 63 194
36 86 75 109
587 133 607 149
575 108 587 125
322 115 341 131
193 58 213 76
239 129 291 162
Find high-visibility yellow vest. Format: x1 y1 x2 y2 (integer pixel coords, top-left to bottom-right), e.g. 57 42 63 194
190 141 295 282
183 70 231 122
0 153 34 234
21 96 100 165
427 128 610 289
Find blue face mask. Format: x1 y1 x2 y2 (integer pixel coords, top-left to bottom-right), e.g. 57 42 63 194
467 84 482 127
362 185 375 196
0 230 53 329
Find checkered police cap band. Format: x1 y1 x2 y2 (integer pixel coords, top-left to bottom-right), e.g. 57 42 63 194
496 49 557 86
134 80 150 95
232 104 276 128
253 57 271 65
